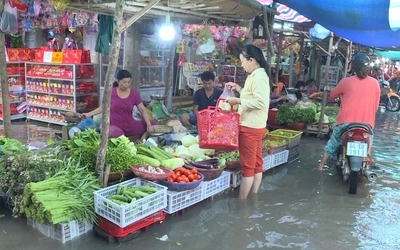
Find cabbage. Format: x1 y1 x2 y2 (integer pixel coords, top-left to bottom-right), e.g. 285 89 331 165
188 144 205 157
181 134 197 147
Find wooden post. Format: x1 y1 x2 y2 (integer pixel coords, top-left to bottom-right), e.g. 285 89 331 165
164 37 177 111
343 41 353 79
275 21 283 84
317 32 334 138
263 5 275 86
96 0 124 182
0 0 11 138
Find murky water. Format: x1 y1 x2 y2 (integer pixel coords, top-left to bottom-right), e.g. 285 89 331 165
1 110 400 250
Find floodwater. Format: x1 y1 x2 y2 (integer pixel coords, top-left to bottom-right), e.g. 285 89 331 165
1 108 400 250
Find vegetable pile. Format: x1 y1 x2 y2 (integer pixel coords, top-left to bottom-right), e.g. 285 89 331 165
106 183 158 205
186 158 225 169
166 167 202 183
0 137 64 217
22 159 100 224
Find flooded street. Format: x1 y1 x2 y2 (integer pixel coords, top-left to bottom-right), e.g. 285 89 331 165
1 108 400 249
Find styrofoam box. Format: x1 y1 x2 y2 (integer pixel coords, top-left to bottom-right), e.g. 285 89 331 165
271 150 289 167
163 183 204 214
228 169 242 188
94 178 167 228
27 218 92 243
203 171 231 199
262 154 273 172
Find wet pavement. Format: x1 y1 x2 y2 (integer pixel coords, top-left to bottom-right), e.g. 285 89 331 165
1 107 400 250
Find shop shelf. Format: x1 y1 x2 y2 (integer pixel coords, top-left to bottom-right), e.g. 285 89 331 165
163 183 204 214
202 171 231 199
94 178 167 228
97 210 165 238
271 150 289 168
27 218 92 243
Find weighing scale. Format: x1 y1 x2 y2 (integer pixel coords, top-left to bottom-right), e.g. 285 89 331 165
149 94 169 119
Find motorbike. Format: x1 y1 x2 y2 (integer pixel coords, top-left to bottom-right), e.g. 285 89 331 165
335 123 377 194
379 80 400 112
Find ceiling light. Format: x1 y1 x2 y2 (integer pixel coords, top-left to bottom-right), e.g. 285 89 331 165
159 14 175 41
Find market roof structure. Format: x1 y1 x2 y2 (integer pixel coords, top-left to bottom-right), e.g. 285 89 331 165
67 0 273 23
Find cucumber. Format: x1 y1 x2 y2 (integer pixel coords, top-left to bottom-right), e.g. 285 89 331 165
139 185 158 193
109 194 129 202
135 190 149 197
124 191 142 199
135 154 161 166
110 199 128 205
116 183 123 195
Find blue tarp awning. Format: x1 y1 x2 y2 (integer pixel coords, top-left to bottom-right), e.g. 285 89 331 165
258 0 400 48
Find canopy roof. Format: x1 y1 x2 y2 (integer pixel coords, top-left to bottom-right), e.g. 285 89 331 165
262 0 400 48
68 0 270 23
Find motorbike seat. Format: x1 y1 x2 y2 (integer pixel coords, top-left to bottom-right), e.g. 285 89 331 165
345 123 373 135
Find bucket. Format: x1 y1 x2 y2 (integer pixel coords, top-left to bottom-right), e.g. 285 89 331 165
268 109 279 127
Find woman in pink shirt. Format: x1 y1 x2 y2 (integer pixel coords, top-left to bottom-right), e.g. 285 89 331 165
318 53 380 170
83 70 155 139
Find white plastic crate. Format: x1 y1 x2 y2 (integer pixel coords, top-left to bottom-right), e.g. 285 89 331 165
163 183 204 214
94 178 167 228
262 154 273 172
228 169 242 188
203 171 231 198
27 218 92 243
271 150 289 167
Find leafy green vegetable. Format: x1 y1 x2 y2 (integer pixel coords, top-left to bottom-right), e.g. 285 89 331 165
275 105 316 125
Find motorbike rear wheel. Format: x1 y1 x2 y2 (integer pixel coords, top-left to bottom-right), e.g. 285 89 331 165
348 170 358 194
385 96 400 112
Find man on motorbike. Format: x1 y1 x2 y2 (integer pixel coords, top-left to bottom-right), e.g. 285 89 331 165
317 53 381 170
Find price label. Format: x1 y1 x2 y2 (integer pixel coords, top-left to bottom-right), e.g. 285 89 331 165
43 51 53 63
51 52 63 64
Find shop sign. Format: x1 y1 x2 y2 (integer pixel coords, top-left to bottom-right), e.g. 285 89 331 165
320 65 340 87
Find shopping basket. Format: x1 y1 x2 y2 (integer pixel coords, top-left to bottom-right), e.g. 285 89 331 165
197 98 240 150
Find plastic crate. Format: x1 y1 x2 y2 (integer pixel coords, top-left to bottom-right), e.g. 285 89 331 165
94 178 167 228
268 129 303 148
228 169 242 188
203 171 231 199
97 210 165 238
163 183 204 214
262 138 288 155
262 154 273 172
287 145 300 163
271 150 289 167
27 218 92 243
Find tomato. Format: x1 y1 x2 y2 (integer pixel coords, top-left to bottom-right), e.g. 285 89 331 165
195 174 202 180
176 176 183 182
190 168 198 174
167 177 174 182
188 174 195 182
181 176 189 183
171 173 177 180
182 169 191 177
175 171 181 177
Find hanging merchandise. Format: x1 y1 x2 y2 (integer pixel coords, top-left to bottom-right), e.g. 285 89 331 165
95 14 114 55
196 24 215 55
1 0 19 34
75 11 89 27
48 0 72 12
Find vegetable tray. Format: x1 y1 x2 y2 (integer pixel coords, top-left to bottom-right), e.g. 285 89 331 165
268 129 303 148
27 218 92 243
94 178 167 228
185 165 226 181
158 173 204 192
130 165 172 181
225 160 241 171
163 183 204 214
97 210 165 237
263 138 288 155
202 171 231 198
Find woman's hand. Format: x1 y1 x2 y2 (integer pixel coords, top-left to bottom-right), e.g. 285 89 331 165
225 97 241 105
225 82 241 92
147 125 155 133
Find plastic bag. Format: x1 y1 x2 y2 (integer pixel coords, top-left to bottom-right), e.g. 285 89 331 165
196 24 215 55
217 87 235 112
1 1 18 34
